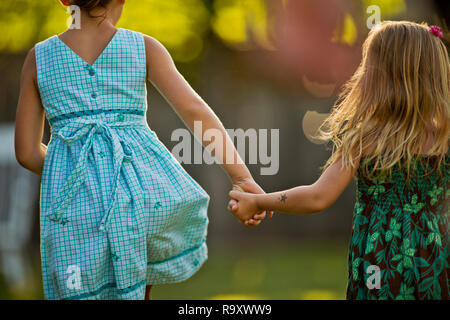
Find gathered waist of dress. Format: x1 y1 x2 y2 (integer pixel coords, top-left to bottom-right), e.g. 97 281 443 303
48 108 148 132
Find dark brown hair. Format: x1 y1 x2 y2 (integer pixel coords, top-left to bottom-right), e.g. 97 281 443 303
70 0 112 17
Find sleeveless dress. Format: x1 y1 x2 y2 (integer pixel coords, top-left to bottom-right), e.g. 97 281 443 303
347 154 449 299
35 28 210 300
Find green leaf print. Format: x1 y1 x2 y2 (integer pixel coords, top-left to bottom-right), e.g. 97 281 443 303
414 257 430 268
395 283 415 300
394 240 416 273
403 256 413 269
385 218 401 242
368 184 385 198
404 269 414 285
403 194 425 214
364 231 380 254
369 231 380 242
426 233 442 247
418 277 434 293
355 215 368 225
375 249 385 264
347 154 448 300
385 231 393 242
367 174 387 199
379 284 391 298
425 218 443 247
354 202 364 215
352 258 363 281
353 202 368 229
427 185 443 206
392 254 402 261
433 280 442 298
433 257 444 274
365 244 374 255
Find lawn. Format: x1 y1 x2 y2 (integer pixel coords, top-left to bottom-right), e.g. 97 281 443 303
0 240 349 300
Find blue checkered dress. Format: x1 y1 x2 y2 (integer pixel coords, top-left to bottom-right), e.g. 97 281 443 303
35 28 210 300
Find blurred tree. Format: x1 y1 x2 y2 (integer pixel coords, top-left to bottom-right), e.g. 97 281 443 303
0 0 211 62
118 0 210 62
211 0 274 50
0 0 61 52
1 1 411 57
0 0 275 58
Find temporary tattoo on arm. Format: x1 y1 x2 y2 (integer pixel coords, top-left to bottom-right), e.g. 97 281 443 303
280 193 287 203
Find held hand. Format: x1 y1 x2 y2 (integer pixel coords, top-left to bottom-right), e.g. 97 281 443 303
229 177 273 227
228 190 261 224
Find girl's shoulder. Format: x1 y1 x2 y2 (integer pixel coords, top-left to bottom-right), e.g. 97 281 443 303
33 35 61 72
109 28 147 59
34 34 59 53
116 27 145 43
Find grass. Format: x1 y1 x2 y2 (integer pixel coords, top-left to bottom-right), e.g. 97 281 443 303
0 241 349 300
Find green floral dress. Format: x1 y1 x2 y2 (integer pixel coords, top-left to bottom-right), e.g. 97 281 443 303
347 154 449 300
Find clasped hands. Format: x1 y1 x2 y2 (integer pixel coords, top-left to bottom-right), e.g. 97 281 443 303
228 177 272 227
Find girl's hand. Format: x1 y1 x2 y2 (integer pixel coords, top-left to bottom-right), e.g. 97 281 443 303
229 177 272 227
228 190 261 224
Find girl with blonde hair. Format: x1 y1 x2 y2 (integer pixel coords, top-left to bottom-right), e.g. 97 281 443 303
230 21 449 300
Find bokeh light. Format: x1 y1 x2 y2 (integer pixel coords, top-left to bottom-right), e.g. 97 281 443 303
331 13 358 46
363 0 406 17
211 0 274 50
272 0 363 96
302 111 329 145
0 0 408 62
119 0 210 62
0 0 210 62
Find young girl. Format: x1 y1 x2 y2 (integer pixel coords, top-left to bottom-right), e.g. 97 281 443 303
14 0 269 300
229 21 449 300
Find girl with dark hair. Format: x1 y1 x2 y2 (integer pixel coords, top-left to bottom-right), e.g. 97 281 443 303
15 0 270 300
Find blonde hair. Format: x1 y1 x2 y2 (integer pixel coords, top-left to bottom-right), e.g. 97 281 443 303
319 21 450 179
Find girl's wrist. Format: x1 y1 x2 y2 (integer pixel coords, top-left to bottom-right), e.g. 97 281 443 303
253 193 265 212
229 170 253 185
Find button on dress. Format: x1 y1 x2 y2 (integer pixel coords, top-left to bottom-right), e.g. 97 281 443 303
35 28 210 300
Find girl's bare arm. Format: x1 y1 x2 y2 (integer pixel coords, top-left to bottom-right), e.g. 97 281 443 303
144 36 271 224
229 158 358 220
144 36 254 184
15 48 47 176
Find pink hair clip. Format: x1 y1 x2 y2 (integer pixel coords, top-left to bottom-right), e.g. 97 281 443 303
430 25 443 38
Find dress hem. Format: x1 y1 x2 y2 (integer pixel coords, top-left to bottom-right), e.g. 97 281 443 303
145 240 208 285
52 241 208 300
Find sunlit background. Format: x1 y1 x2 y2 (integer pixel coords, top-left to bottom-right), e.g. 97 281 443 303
0 0 448 300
